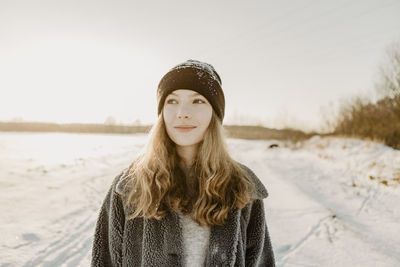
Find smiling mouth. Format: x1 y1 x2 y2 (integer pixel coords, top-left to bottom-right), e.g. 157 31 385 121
175 126 196 132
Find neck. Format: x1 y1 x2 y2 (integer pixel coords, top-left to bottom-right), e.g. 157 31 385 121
176 143 198 168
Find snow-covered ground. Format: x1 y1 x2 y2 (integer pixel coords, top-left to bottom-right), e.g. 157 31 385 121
1 132 399 267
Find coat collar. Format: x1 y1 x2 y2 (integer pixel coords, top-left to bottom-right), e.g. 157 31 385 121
236 161 268 199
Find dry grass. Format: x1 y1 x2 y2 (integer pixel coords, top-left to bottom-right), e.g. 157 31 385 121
328 95 400 150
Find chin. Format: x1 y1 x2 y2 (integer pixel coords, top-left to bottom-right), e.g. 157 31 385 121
174 138 201 147
175 141 199 147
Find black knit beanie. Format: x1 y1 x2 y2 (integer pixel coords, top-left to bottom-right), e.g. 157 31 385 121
157 59 225 123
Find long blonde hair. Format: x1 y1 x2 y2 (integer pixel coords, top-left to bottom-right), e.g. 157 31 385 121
123 110 257 227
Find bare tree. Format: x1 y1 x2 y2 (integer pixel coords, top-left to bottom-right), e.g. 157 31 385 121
375 41 400 99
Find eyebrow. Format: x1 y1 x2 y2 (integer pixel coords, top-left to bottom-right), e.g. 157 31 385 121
170 92 201 96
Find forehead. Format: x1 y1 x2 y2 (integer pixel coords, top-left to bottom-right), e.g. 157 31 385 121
168 89 203 97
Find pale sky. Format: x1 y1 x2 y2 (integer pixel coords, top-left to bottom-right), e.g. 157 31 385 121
1 0 399 133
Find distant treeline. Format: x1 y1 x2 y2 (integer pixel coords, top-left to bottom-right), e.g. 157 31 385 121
0 121 152 134
0 121 312 142
223 125 313 141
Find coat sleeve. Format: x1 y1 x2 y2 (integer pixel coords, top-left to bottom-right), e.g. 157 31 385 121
91 172 126 267
246 199 275 267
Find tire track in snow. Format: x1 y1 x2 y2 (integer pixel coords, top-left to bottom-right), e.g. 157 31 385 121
21 160 132 266
355 186 379 216
279 213 334 265
22 211 96 267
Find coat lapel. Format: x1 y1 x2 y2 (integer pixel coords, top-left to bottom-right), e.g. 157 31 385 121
163 211 183 255
141 211 184 266
205 208 241 266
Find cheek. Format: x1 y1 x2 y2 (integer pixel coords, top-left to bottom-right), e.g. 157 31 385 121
199 108 212 127
206 107 213 120
162 109 172 127
163 106 173 119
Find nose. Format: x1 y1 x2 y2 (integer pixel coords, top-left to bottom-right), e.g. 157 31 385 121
177 104 191 119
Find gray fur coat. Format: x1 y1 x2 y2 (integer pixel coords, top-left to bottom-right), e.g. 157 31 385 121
91 163 275 266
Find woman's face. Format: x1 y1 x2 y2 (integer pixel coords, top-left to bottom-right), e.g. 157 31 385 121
163 89 213 147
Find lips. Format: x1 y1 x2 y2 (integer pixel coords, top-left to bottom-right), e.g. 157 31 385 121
174 126 196 132
175 126 196 129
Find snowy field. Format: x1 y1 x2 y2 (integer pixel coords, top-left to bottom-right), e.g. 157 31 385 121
1 132 399 267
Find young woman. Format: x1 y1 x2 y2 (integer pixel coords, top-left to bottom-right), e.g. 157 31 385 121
91 59 275 267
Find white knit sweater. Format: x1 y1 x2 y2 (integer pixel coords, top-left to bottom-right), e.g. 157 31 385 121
177 211 211 267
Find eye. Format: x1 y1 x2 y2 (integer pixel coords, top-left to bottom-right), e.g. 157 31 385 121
166 99 177 104
194 98 206 104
